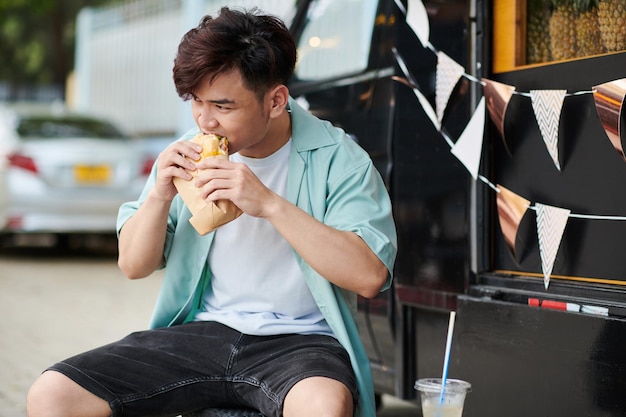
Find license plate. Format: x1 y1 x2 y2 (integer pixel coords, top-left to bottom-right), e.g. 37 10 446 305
74 164 111 184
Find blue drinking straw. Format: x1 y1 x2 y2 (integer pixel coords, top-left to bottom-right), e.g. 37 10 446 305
439 311 456 407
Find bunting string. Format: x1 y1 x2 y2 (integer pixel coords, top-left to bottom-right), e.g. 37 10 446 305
477 175 498 192
528 206 626 221
514 90 595 98
499 201 626 221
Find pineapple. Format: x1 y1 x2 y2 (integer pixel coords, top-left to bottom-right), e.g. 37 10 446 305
527 0 552 63
575 0 605 56
597 0 626 52
549 0 578 60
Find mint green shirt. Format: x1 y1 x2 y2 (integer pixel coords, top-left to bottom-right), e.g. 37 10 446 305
117 98 397 417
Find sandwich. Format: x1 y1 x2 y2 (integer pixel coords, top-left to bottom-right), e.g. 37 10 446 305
173 133 242 235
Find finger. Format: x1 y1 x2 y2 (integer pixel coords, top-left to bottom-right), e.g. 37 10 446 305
156 164 193 183
172 165 194 181
175 140 203 157
194 166 241 193
195 156 233 170
166 141 202 162
159 147 198 171
174 152 198 171
202 187 230 205
197 176 236 200
173 140 202 157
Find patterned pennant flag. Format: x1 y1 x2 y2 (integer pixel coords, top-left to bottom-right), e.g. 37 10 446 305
406 0 430 47
436 51 465 126
451 97 485 180
592 78 626 162
535 203 570 289
530 90 567 171
496 184 530 261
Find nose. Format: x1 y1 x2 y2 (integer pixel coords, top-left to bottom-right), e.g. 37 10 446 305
196 108 219 132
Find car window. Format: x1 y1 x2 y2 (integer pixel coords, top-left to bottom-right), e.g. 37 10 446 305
294 0 378 81
17 117 126 140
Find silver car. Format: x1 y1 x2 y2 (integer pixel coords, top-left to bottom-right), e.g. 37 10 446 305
0 104 154 242
0 152 7 230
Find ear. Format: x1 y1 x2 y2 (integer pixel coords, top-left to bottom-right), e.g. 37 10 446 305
267 84 290 119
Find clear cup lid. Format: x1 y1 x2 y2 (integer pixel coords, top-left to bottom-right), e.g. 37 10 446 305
415 378 471 394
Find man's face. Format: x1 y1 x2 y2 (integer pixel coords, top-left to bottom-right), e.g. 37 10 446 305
191 70 272 157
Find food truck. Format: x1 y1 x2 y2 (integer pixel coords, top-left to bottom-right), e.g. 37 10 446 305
288 0 626 415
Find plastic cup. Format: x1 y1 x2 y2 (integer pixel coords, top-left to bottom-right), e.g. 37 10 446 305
415 378 471 417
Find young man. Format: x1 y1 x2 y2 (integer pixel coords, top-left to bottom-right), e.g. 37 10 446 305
27 7 396 417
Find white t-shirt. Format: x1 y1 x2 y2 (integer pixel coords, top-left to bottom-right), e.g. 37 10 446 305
194 139 332 336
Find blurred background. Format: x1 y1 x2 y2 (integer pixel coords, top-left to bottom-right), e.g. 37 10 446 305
1 0 295 133
0 0 295 249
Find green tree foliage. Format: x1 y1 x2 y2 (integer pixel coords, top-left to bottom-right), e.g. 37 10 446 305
0 0 119 97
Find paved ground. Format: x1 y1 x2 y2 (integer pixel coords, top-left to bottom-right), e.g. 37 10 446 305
0 245 420 417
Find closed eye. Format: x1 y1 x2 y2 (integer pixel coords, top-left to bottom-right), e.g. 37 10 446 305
210 98 236 109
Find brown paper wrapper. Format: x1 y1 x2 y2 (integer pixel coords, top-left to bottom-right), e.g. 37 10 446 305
173 134 242 235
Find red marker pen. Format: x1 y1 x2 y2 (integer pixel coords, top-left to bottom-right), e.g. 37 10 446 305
528 298 580 312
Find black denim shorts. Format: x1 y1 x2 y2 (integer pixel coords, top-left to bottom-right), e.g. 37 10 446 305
48 321 358 417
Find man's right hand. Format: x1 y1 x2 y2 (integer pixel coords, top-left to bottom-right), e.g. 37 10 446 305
152 140 203 201
118 139 203 279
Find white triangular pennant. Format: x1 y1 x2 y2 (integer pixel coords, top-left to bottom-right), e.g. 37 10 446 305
530 90 566 171
414 86 440 130
451 97 485 180
436 52 465 126
406 0 430 47
535 203 570 289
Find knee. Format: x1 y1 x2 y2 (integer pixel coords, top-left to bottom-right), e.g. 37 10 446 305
27 371 79 417
310 394 353 417
287 394 353 417
27 370 109 417
27 371 63 417
283 377 354 417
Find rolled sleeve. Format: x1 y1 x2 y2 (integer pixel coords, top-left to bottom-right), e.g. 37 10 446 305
325 157 397 290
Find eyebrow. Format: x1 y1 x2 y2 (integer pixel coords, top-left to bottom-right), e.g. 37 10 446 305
192 94 236 105
209 98 236 105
